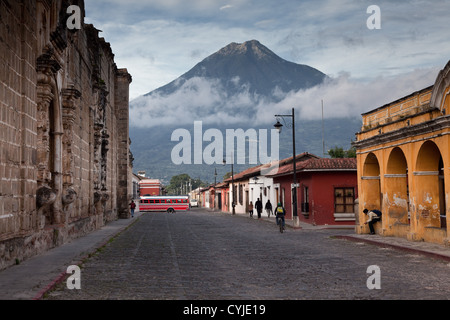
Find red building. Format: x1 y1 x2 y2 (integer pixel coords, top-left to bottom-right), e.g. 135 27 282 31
215 182 229 212
268 158 358 226
139 179 162 197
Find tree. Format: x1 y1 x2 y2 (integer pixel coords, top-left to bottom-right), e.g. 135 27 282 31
328 146 356 158
328 147 345 158
165 174 207 195
223 172 233 180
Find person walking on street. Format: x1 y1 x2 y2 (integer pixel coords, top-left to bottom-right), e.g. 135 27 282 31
265 200 273 218
248 201 254 218
130 200 136 218
255 198 263 219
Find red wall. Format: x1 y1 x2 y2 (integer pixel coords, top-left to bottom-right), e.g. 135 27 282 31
274 171 358 226
140 187 161 196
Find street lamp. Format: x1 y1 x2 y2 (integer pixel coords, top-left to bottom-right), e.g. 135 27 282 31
274 108 299 228
214 168 217 211
223 156 236 215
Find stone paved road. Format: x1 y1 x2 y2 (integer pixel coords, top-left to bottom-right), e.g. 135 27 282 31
45 209 450 300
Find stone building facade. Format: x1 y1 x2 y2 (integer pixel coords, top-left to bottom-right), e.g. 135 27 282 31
0 0 132 270
354 60 450 246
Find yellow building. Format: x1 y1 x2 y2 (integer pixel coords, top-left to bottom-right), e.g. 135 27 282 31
354 61 450 245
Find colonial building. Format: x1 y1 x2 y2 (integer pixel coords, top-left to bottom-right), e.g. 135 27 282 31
139 179 163 197
269 158 357 225
354 60 450 245
219 153 322 217
0 0 132 270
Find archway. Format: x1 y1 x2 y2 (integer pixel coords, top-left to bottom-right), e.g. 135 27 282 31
385 147 409 225
414 141 445 229
361 153 382 232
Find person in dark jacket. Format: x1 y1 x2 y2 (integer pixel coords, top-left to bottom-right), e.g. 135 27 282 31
255 198 263 219
130 200 136 218
364 209 382 234
265 200 273 218
275 203 286 229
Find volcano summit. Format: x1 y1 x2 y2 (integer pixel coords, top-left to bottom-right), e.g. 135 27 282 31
144 40 326 99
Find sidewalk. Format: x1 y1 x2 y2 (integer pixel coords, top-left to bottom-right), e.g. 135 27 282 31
0 212 143 300
336 233 450 262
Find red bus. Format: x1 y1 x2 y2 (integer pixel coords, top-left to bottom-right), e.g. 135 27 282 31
139 196 190 213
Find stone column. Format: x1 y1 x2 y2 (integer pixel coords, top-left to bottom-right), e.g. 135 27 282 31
61 87 81 212
115 69 132 219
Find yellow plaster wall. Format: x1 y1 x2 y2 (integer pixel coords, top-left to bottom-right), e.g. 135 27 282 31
356 106 450 245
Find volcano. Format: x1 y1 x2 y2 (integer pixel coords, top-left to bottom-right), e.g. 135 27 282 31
129 40 359 183
146 40 327 99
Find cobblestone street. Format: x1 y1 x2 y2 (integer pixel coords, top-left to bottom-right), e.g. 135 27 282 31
46 209 450 300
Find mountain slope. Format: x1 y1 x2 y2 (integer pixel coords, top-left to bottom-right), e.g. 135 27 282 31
145 40 327 100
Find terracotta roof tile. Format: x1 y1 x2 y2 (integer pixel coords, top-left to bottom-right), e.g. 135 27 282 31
268 158 356 177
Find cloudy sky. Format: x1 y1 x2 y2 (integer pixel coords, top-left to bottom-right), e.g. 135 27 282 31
84 0 450 125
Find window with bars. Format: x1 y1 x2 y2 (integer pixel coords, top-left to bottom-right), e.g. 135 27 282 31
335 188 355 213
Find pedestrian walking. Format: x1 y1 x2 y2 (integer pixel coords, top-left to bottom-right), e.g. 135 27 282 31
130 200 136 218
255 198 263 219
265 200 273 218
248 201 254 218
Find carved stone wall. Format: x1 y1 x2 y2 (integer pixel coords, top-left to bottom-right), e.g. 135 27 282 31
0 0 132 270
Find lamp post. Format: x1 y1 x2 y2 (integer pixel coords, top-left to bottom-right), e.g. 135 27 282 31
214 168 217 211
223 156 235 215
274 108 300 228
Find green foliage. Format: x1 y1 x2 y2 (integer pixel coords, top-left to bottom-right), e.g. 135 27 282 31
165 174 207 195
328 146 356 158
223 172 233 180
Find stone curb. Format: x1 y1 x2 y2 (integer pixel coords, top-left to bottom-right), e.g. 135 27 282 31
335 235 450 262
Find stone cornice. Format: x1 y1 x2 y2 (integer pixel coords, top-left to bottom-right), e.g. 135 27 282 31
354 114 450 151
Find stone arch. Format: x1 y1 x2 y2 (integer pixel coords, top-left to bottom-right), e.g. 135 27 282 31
431 61 450 113
363 153 380 177
385 147 410 225
414 141 445 229
362 153 382 212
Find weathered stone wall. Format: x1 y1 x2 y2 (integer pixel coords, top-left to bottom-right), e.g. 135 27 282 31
0 0 132 270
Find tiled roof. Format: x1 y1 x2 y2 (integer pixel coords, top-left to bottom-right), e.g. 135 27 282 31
268 158 357 177
225 152 321 181
224 164 265 182
220 153 354 183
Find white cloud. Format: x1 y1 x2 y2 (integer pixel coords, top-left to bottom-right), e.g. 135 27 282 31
220 5 233 11
266 68 439 121
130 67 439 128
